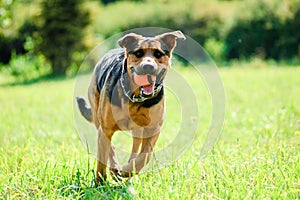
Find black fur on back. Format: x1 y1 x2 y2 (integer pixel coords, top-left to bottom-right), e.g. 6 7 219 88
95 48 164 108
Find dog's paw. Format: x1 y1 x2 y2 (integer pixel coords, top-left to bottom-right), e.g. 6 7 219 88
110 168 122 182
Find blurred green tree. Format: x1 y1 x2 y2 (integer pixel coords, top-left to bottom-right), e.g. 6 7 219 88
40 0 89 75
224 0 300 60
0 0 15 64
100 0 144 5
101 0 117 4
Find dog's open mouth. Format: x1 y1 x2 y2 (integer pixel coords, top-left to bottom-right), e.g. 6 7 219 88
141 83 155 95
133 74 156 95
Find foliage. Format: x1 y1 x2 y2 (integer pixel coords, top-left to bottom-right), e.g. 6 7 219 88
6 52 51 82
0 19 41 65
0 1 26 64
225 0 300 60
90 0 300 61
0 34 24 64
100 0 145 5
1 0 300 80
204 38 225 62
0 7 40 67
39 0 90 75
0 19 50 82
92 0 224 45
0 66 299 198
0 0 14 34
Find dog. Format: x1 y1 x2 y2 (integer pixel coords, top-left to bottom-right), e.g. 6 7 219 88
76 30 186 183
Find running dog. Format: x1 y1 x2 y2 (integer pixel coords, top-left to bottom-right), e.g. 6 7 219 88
76 30 185 183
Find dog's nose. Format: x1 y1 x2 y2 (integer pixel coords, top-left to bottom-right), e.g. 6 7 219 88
142 64 155 75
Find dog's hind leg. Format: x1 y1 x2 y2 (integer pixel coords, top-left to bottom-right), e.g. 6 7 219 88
96 126 115 183
109 144 122 181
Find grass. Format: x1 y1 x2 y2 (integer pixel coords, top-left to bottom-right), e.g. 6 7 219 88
0 65 299 199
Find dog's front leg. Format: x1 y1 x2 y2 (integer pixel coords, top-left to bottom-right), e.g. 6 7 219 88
121 131 160 177
96 126 113 183
128 128 143 162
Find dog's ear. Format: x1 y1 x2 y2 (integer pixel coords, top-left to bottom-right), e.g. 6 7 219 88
118 33 143 50
156 31 186 53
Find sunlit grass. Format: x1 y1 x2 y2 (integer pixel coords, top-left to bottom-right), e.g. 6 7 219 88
0 66 299 199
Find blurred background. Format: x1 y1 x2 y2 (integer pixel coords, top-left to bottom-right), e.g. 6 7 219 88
0 0 299 82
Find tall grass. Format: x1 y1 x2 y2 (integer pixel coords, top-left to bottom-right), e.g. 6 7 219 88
0 65 299 199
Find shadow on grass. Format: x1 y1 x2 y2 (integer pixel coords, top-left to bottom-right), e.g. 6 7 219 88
59 181 135 199
57 169 135 199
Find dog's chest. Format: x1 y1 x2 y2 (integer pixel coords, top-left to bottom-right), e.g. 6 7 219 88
111 102 164 130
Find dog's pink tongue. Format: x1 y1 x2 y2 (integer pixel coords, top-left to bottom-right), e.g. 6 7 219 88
133 74 156 95
133 74 156 86
142 83 155 95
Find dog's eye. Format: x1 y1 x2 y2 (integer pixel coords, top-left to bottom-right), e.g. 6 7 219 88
153 50 164 59
133 49 144 58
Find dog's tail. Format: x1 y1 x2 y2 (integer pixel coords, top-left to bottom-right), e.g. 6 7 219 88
76 96 93 122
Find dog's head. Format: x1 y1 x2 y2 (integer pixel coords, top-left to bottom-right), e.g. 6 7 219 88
118 31 185 96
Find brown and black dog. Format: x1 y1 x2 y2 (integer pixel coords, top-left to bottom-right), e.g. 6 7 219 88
76 30 185 183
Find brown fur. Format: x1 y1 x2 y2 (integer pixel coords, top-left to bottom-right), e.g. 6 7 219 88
78 31 185 183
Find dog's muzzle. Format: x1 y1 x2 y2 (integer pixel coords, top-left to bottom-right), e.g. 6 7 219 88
141 63 156 75
132 62 158 76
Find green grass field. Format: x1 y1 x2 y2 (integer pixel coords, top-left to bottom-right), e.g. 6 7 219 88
0 66 299 199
